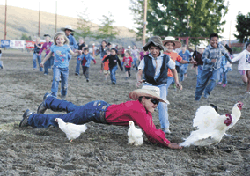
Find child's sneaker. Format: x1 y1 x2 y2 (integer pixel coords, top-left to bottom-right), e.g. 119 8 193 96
222 84 226 88
218 82 222 85
86 79 89 82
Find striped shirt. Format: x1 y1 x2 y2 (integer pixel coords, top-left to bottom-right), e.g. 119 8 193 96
202 44 232 71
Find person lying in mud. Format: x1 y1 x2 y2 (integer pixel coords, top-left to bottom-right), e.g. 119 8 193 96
19 85 182 150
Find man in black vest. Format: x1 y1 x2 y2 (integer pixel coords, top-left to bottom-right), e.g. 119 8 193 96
136 36 182 134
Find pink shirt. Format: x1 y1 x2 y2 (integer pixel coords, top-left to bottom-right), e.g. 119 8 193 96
39 41 53 55
105 100 170 146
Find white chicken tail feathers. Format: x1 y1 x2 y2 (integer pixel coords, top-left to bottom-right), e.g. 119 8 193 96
193 106 219 129
55 118 87 142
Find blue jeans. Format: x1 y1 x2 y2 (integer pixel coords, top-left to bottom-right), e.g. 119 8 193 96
51 66 69 98
75 56 81 75
196 65 203 87
144 83 169 129
33 54 43 71
44 55 54 75
110 65 118 84
133 57 138 68
195 69 219 100
180 64 188 82
166 77 174 97
219 68 228 84
27 97 110 128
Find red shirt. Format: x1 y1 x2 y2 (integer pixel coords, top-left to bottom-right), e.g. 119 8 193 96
122 56 133 68
105 100 170 146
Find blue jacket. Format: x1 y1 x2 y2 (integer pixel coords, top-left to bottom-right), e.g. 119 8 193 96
79 53 96 67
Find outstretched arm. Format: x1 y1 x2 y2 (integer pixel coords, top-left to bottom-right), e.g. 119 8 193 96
40 51 53 67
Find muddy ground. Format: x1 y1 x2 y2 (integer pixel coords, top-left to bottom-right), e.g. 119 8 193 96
0 51 249 176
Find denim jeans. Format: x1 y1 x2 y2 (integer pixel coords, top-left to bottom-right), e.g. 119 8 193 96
196 65 203 87
75 56 81 75
180 64 188 82
166 77 174 97
27 97 110 128
110 65 118 84
144 83 169 129
133 57 138 69
33 54 43 71
44 55 54 75
219 68 228 84
82 66 90 79
51 66 69 98
195 69 219 100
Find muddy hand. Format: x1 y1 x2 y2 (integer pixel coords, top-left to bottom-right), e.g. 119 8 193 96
168 143 182 150
136 80 144 87
40 62 44 68
176 83 182 91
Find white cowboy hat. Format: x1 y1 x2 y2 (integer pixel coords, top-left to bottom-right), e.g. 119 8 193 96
198 44 206 49
61 25 75 32
129 85 170 104
162 36 181 48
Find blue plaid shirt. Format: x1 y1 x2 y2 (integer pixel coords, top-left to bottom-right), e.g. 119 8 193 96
202 44 232 71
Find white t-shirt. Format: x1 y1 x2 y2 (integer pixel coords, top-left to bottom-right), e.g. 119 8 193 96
138 54 175 80
232 49 250 70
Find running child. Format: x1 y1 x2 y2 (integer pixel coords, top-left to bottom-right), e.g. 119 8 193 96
38 34 54 75
178 44 191 81
78 48 96 82
0 48 3 69
102 48 123 84
232 42 250 93
33 37 43 71
122 50 133 80
101 49 111 80
40 32 78 99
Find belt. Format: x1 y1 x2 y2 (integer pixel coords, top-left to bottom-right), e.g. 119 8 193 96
99 106 108 124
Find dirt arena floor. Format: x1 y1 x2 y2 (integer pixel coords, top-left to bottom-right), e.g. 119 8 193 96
0 51 249 175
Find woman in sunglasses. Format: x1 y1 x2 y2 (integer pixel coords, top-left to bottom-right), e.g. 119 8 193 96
19 85 182 150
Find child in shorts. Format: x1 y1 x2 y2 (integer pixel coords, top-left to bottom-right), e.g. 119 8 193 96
122 50 133 80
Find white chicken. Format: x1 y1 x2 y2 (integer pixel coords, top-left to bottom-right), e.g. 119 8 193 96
128 121 143 146
180 102 243 147
55 118 87 142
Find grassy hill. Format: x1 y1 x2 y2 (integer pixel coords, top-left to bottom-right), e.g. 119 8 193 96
0 5 136 41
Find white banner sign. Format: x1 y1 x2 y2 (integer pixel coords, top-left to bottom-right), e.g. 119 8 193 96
10 40 26 49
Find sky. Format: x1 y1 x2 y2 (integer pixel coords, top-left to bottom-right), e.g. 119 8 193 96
0 0 249 40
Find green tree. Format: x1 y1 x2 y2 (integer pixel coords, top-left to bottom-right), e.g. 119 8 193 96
234 12 250 43
20 33 30 40
96 12 118 41
75 8 93 41
130 0 228 44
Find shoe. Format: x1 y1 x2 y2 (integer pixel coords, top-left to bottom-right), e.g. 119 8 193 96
112 82 116 84
203 93 209 99
19 109 33 127
163 128 171 134
218 82 222 85
222 84 226 88
75 73 78 76
44 73 48 76
86 79 89 82
37 92 52 114
1 63 3 69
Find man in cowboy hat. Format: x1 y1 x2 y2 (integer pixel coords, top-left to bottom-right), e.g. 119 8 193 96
19 86 182 150
61 25 78 52
136 36 182 134
195 33 232 101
